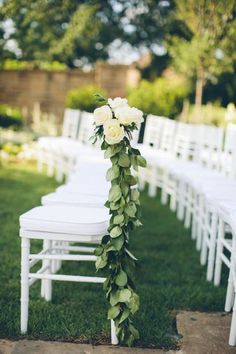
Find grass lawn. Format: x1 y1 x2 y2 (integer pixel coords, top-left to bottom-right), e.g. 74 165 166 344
0 161 227 348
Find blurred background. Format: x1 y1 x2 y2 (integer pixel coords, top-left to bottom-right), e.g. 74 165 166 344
0 0 236 159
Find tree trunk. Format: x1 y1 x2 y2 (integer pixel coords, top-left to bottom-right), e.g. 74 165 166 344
195 65 205 108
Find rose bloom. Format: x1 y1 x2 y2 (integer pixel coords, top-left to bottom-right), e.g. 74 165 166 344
94 105 112 126
108 97 129 109
115 106 144 126
104 119 125 145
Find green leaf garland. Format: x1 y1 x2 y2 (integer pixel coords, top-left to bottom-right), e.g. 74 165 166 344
93 95 146 346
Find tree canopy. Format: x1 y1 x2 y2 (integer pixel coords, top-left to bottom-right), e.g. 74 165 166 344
0 0 173 67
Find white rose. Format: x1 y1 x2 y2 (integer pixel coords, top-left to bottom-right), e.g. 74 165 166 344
104 119 125 145
114 106 144 126
94 105 112 126
108 97 129 109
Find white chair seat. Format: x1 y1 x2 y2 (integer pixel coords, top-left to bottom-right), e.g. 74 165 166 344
56 182 109 196
20 205 109 235
42 192 106 208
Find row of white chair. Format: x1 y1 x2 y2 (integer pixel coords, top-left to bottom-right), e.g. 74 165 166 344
138 114 236 345
20 157 119 344
37 108 140 183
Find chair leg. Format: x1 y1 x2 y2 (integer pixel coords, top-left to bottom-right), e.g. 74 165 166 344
196 196 204 251
200 211 208 266
111 319 118 345
214 218 225 286
225 269 234 312
229 293 236 346
21 237 30 333
44 240 52 302
206 213 218 282
177 181 185 220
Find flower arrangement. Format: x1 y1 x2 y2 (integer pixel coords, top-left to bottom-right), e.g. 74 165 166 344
92 95 146 346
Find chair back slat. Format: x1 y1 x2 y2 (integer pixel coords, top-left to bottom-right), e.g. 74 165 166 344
173 122 201 161
159 118 176 153
198 125 224 170
221 124 236 178
62 109 81 139
143 115 166 148
77 112 95 145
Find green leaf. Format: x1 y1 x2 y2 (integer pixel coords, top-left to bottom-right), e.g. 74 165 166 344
115 269 128 286
129 323 140 339
111 235 125 251
119 288 132 302
106 165 120 181
129 293 140 314
125 175 137 186
108 185 122 202
108 305 120 319
94 245 103 256
131 147 141 155
125 202 137 218
110 226 122 238
104 147 114 159
95 254 107 270
137 155 147 167
110 202 120 210
104 200 110 208
110 290 120 306
118 153 130 167
113 214 124 225
131 189 140 201
119 307 130 324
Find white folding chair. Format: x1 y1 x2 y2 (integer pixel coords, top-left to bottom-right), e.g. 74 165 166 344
37 109 81 177
19 205 118 345
139 118 176 196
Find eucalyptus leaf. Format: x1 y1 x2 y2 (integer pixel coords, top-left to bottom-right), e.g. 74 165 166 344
137 155 147 167
118 153 130 167
113 214 124 225
94 245 103 256
125 175 137 186
111 235 125 251
115 269 128 287
95 255 107 270
108 305 120 320
106 165 120 181
110 226 122 238
131 189 140 201
108 185 122 202
119 307 130 324
125 202 137 218
119 288 132 302
110 290 120 306
129 293 140 314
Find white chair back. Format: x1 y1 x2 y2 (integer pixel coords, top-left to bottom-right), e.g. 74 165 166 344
131 125 141 147
77 112 95 145
173 122 200 161
159 118 176 153
62 109 81 139
198 125 224 170
143 115 165 148
221 124 236 178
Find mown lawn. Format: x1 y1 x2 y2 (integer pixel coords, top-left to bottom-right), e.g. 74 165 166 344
0 161 227 348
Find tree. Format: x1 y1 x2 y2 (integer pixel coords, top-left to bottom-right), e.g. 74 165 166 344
167 0 236 106
0 0 173 69
0 0 124 67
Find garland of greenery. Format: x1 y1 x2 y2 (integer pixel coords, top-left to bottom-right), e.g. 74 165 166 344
91 94 146 346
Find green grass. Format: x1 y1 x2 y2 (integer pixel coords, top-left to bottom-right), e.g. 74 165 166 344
0 161 227 348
